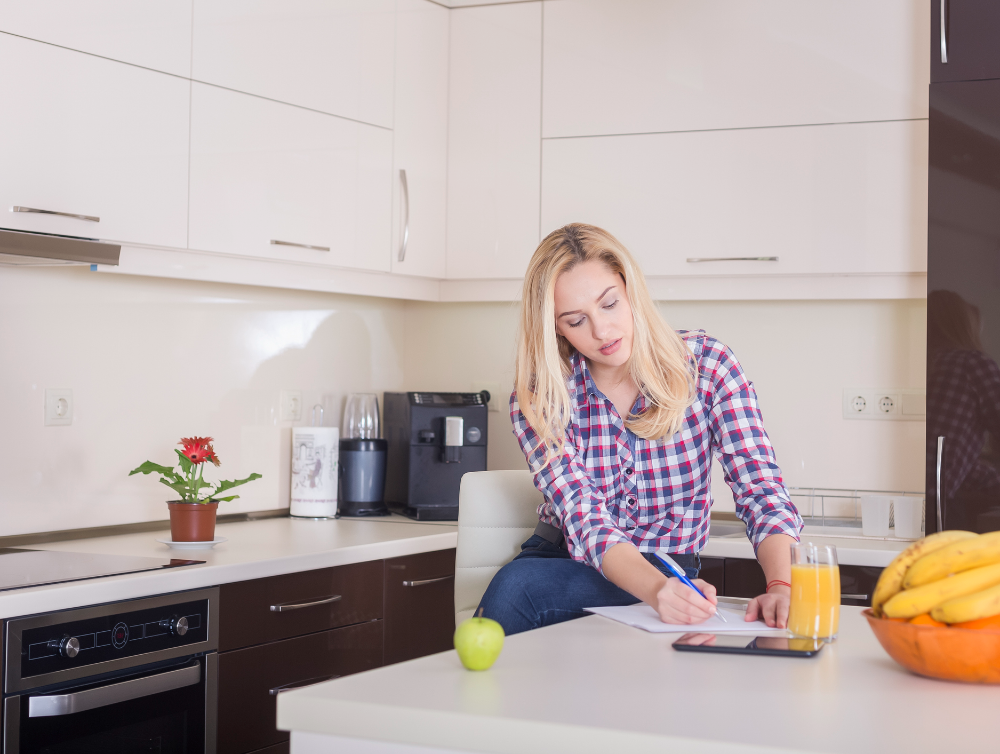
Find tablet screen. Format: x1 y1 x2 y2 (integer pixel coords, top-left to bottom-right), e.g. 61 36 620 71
672 633 824 656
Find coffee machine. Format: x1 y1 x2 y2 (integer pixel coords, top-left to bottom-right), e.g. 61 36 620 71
383 392 489 520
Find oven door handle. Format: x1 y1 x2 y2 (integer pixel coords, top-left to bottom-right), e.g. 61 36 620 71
28 663 200 718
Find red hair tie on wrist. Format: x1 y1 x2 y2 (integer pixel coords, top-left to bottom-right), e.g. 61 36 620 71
766 580 791 593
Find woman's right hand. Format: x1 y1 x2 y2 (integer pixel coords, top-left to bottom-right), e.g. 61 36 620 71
652 577 718 624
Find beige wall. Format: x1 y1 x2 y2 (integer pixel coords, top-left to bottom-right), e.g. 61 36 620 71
1 265 925 535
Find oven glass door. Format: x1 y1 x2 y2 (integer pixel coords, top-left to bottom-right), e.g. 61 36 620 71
9 656 211 754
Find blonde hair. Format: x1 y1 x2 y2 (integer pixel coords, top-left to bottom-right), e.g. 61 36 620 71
515 224 696 459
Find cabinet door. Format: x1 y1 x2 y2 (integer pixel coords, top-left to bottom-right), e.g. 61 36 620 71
543 0 929 139
384 549 456 665
192 0 395 128
840 565 881 607
189 83 392 272
447 3 542 279
217 620 382 754
931 0 1000 83
0 35 189 249
0 1 192 76
724 558 767 599
541 120 928 278
699 556 725 596
390 0 449 279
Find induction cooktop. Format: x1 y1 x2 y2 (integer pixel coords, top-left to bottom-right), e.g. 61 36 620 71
0 548 204 592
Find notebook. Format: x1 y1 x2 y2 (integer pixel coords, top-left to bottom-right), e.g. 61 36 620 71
584 603 774 633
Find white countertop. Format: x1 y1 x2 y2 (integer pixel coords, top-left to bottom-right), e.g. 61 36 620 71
278 606 999 754
0 515 457 619
703 528 908 567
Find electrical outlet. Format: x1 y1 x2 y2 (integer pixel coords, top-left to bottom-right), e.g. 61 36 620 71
843 388 925 421
472 381 502 412
44 388 73 426
279 390 303 422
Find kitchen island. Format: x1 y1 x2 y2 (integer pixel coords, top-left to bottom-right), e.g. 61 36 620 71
277 606 999 754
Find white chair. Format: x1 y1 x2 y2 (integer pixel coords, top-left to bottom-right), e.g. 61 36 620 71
454 470 544 625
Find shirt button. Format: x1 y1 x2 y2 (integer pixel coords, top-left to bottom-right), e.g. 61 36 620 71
628 497 636 506
625 467 634 476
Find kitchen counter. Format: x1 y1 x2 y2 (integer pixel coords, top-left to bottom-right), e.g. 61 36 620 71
278 606 999 754
0 515 457 619
703 527 909 567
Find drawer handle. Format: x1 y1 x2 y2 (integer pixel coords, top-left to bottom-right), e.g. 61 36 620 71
268 674 340 695
842 594 869 601
269 595 341 612
686 256 778 263
12 205 100 223
270 239 331 252
402 575 454 587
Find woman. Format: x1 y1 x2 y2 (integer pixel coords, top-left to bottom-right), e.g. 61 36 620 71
479 224 802 635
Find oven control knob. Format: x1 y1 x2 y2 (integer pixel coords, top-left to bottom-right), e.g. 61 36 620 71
160 616 189 636
60 636 80 659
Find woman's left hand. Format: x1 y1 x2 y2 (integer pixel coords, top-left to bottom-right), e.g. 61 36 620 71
745 588 790 628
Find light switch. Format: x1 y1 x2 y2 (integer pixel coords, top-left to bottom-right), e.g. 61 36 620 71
279 390 303 422
44 388 73 426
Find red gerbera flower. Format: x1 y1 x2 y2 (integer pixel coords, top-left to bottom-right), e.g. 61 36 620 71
204 445 221 467
179 436 214 465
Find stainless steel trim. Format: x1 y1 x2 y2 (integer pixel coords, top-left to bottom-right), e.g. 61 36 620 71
397 168 410 262
268 674 340 695
205 652 218 753
5 587 219 694
269 595 341 613
11 205 100 223
936 436 945 532
841 594 869 601
0 227 120 267
402 575 454 587
686 256 778 263
444 416 464 447
269 239 330 252
28 663 200 718
940 0 948 63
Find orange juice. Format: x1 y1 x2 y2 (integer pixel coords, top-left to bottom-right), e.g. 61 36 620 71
788 563 841 640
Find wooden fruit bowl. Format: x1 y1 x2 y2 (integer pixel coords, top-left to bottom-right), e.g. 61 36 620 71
864 609 1000 684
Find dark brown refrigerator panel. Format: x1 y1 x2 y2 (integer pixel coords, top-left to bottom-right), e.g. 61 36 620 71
927 79 1000 533
932 0 1000 83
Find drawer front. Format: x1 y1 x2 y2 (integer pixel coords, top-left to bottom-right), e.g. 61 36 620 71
723 558 766 598
384 549 456 666
698 556 725 596
220 561 383 651
218 620 383 754
247 744 289 754
723 558 882 606
839 565 882 607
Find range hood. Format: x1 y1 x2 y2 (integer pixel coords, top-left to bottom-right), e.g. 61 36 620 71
0 226 120 267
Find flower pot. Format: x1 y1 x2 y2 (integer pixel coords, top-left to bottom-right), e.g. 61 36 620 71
167 501 219 542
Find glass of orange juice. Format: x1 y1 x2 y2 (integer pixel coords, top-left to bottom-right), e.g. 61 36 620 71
787 543 840 641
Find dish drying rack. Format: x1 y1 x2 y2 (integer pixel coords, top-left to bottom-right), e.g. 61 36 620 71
788 487 924 541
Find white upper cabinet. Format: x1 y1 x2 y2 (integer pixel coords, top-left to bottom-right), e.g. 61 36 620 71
0 0 193 76
0 35 189 249
391 0 449 279
541 120 929 277
188 83 392 273
447 3 542 280
542 0 930 138
192 0 396 128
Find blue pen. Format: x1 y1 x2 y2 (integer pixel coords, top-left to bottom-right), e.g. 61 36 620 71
654 552 727 623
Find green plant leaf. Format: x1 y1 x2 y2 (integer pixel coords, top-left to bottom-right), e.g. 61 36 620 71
210 473 263 497
158 477 193 501
213 495 240 503
129 461 180 480
173 449 194 474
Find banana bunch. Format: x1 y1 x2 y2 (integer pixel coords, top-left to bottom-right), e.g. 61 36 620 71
873 530 1000 624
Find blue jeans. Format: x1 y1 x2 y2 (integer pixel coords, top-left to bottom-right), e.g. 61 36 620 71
478 534 701 636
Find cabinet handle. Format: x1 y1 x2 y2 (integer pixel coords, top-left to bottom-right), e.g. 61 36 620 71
686 256 778 263
841 594 869 601
12 205 99 223
268 674 340 695
397 169 410 262
940 0 948 64
269 595 341 612
270 239 330 252
402 574 454 587
936 436 945 532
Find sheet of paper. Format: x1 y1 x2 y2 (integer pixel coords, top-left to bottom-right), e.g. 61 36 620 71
584 603 773 633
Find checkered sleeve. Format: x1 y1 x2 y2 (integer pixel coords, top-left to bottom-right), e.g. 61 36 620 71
510 391 631 573
703 341 803 550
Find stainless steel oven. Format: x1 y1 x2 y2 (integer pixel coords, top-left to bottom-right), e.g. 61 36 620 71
3 587 218 753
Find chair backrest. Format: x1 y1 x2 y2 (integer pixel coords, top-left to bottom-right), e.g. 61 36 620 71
454 470 543 626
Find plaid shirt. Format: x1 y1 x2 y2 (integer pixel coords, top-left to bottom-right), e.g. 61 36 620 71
511 331 802 573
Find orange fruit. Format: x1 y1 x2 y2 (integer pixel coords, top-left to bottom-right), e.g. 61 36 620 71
953 613 1000 630
909 613 947 628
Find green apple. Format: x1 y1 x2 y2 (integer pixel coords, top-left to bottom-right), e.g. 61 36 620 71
454 615 505 670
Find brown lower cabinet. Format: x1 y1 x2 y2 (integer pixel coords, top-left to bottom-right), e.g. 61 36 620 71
247 744 289 754
218 620 383 754
721 557 881 606
384 549 456 665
